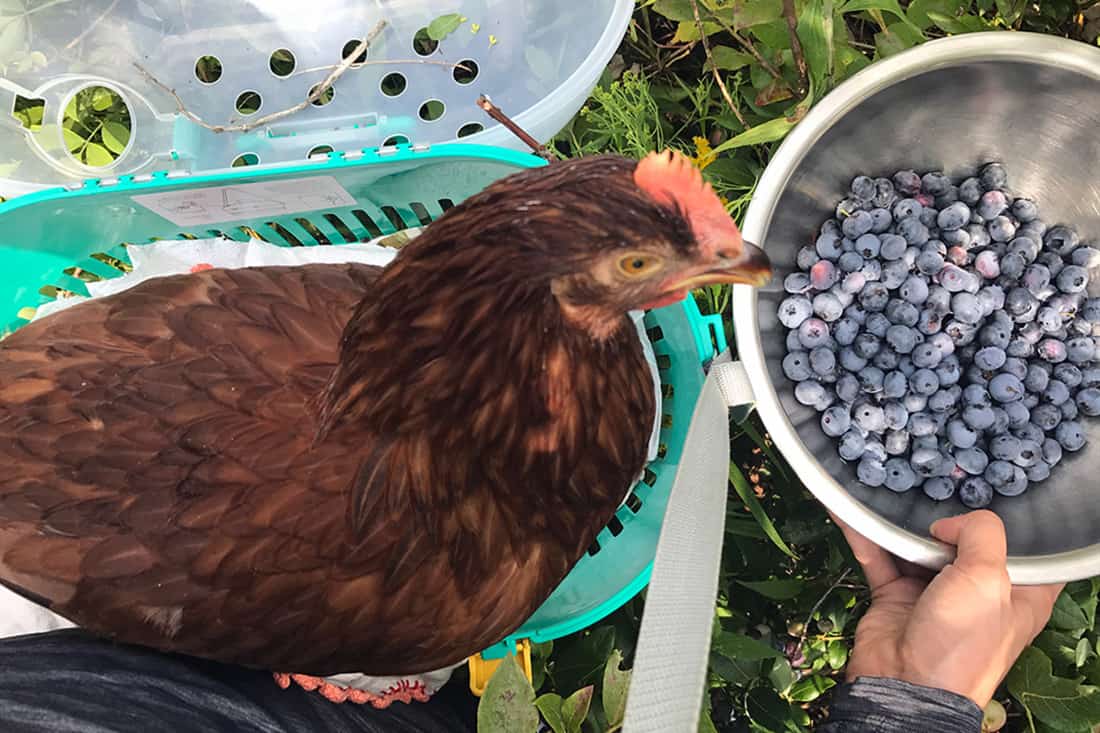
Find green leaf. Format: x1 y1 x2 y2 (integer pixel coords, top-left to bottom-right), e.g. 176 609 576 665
83 142 113 167
926 10 989 33
1069 579 1100 631
699 710 720 733
796 0 834 93
562 686 594 733
91 87 114 111
840 0 921 30
905 0 962 28
713 631 784 660
1034 630 1081 672
767 658 798 696
1078 638 1093 669
1052 591 1091 633
708 45 754 71
826 639 849 670
550 626 615 693
652 0 696 22
709 651 762 685
535 693 566 733
602 651 630 730
746 686 802 732
723 463 798 557
477 656 539 733
874 21 924 57
737 578 804 600
426 13 463 41
726 0 784 31
673 20 723 41
62 126 86 153
994 0 1025 24
749 21 789 51
1008 647 1100 731
101 121 130 155
787 675 837 702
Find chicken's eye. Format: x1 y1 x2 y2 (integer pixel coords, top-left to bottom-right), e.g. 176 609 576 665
617 254 663 278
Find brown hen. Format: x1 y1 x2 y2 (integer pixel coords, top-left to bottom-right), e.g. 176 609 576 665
0 150 770 676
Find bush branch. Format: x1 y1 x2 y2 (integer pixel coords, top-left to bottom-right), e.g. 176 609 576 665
689 0 747 128
781 0 809 97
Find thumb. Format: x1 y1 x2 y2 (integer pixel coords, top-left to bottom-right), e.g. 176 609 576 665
930 510 1008 573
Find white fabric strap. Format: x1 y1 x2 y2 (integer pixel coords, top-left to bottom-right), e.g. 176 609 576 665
623 355 752 732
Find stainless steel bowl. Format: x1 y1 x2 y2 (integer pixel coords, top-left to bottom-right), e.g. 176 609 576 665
735 32 1100 583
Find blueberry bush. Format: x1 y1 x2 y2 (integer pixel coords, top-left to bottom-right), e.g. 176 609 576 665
477 2 1100 732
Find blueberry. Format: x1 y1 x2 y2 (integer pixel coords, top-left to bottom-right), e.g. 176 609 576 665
1005 288 1039 322
860 282 889 311
786 329 802 353
917 310 943 336
813 292 845 322
783 351 813 381
881 260 910 290
918 206 939 229
857 456 887 486
1042 438 1064 466
979 321 1011 349
921 172 951 196
809 346 837 376
1008 236 1040 263
989 434 1022 461
1037 307 1062 334
858 366 885 394
883 458 917 492
988 215 1016 243
1056 420 1087 451
798 245 821 270
839 430 866 461
897 217 930 245
893 170 922 196
908 411 938 437
1002 357 1028 380
910 447 945 478
1044 225 1080 256
836 251 864 274
944 319 978 346
1054 364 1083 388
966 364 991 387
988 373 1025 403
935 187 960 209
1034 334 1069 360
861 210 888 237
946 246 970 267
1011 198 1039 222
843 210 875 239
873 178 897 209
836 373 860 403
937 202 970 231
1015 439 1042 468
938 264 972 293
853 403 886 432
967 224 992 249
879 370 906 400
1007 338 1034 358
851 175 876 201
1015 422 1045 445
911 343 942 369
956 447 989 475
863 438 888 462
927 286 953 314
784 273 812 294
947 419 978 449
1018 220 1048 241
935 355 961 386
999 252 1027 280
980 163 1008 191
1077 387 1100 416
924 477 955 501
973 250 1000 281
983 460 1015 490
1022 264 1051 295
1036 251 1065 278
836 198 864 220
1070 318 1093 336
1045 379 1071 406
798 318 831 349
972 346 1007 371
1031 403 1062 431
1083 299 1100 323
865 313 891 338
885 299 920 327
907 368 938 396
1057 265 1089 294
1067 336 1095 363
959 477 993 508
779 296 813 329
1083 367 1100 388
794 380 826 407
873 348 901 370
886 324 920 354
832 317 859 346
1048 294 1080 322
916 250 945 276
883 401 909 430
885 429 910 455
1063 399 1080 421
1071 246 1100 268
816 233 844 260
1005 401 1031 428
926 388 954 413
1025 461 1051 483
958 177 983 205
1022 393 1040 409
951 292 982 325
839 346 869 372
821 405 852 437
978 190 1008 219
810 259 839 290
963 405 996 430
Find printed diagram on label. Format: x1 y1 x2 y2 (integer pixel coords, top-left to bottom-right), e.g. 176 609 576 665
132 176 357 227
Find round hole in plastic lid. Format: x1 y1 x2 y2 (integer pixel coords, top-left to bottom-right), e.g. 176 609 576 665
269 49 295 77
342 39 369 65
380 73 406 97
194 55 222 84
235 91 262 116
418 100 444 122
382 135 409 147
412 28 437 56
232 153 259 167
457 122 483 138
308 145 334 158
454 60 478 85
63 85 132 169
309 84 335 107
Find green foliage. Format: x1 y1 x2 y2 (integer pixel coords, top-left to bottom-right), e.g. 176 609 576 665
427 12 465 41
60 85 131 168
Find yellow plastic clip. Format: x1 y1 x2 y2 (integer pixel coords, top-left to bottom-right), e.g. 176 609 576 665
467 639 533 696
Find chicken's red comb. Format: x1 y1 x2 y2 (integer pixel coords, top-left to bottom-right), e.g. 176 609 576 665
633 149 740 258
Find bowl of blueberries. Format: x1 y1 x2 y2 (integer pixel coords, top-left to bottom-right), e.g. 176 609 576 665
731 31 1100 582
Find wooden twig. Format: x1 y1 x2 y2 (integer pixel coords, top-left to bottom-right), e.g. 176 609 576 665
133 20 387 134
705 13 788 86
796 568 852 655
65 0 120 50
781 0 809 97
689 0 747 128
476 95 552 160
290 59 471 77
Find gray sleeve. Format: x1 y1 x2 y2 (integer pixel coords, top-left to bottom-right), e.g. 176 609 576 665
817 677 983 733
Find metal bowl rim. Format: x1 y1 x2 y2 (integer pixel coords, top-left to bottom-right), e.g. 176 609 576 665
733 32 1100 584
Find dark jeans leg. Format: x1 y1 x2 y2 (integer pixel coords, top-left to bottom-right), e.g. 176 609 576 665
0 629 477 733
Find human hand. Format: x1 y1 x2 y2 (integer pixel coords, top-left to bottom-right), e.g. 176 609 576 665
836 510 1063 707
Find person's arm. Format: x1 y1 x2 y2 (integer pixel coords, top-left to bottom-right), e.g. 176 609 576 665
818 510 1063 733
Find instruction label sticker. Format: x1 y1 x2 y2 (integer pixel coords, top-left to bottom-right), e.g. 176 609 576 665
132 176 357 227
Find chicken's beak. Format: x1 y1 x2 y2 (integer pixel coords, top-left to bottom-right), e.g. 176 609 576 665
671 241 773 290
